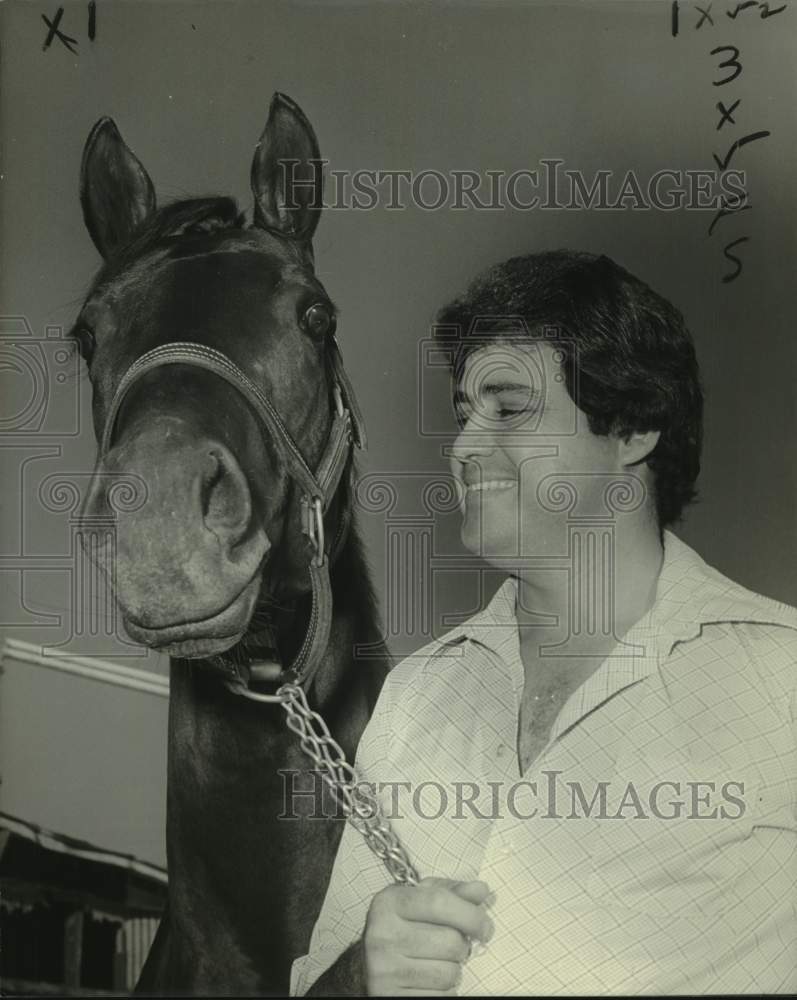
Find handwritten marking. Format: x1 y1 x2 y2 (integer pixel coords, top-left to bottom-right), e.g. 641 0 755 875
708 198 751 235
712 130 771 171
715 98 741 128
672 0 680 35
727 1 758 17
696 3 716 27
673 2 785 283
41 7 77 53
42 2 97 54
722 236 749 282
759 2 787 16
711 44 743 84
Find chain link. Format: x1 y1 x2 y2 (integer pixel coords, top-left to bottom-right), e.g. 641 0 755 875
278 682 419 886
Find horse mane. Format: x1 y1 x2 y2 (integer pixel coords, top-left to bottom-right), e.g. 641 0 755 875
328 496 384 653
89 197 247 292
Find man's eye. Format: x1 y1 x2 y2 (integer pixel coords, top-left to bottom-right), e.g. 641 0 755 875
455 405 532 425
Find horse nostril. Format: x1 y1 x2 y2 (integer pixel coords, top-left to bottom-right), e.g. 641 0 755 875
200 446 252 549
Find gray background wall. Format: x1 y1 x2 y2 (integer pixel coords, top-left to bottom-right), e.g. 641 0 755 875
1 0 794 868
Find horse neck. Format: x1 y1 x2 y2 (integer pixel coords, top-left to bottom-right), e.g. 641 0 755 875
310 521 388 712
163 520 390 987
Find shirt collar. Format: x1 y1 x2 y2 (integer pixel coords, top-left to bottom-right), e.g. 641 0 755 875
432 531 797 751
435 529 797 660
647 529 797 650
441 576 519 646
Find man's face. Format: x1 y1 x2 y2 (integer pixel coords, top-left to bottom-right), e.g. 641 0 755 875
449 340 632 564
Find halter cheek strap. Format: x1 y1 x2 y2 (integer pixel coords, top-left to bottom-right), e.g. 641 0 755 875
99 338 365 693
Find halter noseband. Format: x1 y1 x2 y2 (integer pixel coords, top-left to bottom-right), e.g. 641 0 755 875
99 338 366 695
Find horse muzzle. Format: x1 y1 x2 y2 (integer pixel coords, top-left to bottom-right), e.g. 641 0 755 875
122 568 265 658
77 427 272 652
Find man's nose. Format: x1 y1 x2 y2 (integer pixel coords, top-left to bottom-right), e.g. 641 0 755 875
449 414 496 464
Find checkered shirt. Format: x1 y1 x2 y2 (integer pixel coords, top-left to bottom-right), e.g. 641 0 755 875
291 530 797 995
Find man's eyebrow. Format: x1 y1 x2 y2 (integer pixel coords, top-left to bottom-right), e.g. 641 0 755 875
454 382 539 403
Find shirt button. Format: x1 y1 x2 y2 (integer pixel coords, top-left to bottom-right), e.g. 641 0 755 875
496 744 508 758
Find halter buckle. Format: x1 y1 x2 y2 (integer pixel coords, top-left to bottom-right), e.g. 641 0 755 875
304 495 326 568
332 383 345 418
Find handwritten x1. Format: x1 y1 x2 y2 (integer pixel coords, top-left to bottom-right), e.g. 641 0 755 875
41 8 78 53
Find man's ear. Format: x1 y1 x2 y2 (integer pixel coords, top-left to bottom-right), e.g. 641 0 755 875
619 429 661 467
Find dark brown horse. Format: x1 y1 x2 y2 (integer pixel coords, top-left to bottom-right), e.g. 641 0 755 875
73 94 389 995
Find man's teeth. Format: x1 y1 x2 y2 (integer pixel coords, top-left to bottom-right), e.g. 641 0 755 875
466 480 517 493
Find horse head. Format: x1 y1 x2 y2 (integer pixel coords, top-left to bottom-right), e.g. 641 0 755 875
75 94 352 668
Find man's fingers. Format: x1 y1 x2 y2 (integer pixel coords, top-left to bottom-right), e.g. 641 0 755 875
364 881 494 996
419 877 488 896
449 880 494 906
419 877 492 909
399 880 494 941
398 921 471 962
395 956 462 993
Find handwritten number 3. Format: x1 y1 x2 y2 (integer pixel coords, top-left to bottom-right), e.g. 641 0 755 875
711 45 742 86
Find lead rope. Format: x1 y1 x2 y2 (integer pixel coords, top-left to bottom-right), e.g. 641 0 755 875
232 680 419 886
282 684 420 885
279 686 483 960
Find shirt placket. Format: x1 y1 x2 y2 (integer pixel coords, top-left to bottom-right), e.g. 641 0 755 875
469 629 527 891
474 619 665 876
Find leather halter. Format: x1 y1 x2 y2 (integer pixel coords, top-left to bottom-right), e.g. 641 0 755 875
99 338 366 693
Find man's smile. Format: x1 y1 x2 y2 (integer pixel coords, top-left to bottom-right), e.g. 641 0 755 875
464 479 518 493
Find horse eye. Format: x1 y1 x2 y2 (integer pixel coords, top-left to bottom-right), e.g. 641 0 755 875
301 302 335 339
74 326 96 364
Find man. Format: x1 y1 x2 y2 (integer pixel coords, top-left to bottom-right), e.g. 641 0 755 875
291 251 797 995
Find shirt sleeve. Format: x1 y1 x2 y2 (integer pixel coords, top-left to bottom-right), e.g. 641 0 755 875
290 673 399 996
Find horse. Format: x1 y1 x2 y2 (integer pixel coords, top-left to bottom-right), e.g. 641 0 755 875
72 93 390 995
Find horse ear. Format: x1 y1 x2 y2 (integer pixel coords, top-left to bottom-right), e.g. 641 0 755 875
250 93 323 242
80 118 156 259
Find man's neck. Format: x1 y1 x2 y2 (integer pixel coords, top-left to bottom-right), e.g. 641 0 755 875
515 517 665 665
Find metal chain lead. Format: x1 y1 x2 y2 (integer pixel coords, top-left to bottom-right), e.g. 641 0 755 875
278 682 419 886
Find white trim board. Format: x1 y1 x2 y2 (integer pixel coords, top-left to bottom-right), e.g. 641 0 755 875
1 638 169 698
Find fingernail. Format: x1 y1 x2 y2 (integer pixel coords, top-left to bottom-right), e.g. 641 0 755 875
469 940 487 960
483 890 497 909
483 918 495 942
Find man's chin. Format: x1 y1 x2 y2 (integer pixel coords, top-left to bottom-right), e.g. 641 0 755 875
460 525 521 563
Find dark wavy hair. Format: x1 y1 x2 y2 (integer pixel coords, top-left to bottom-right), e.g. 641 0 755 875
435 250 704 529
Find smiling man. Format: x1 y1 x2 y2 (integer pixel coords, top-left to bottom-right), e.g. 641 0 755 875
292 251 797 996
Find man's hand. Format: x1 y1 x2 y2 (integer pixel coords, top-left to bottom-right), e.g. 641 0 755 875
363 876 494 996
